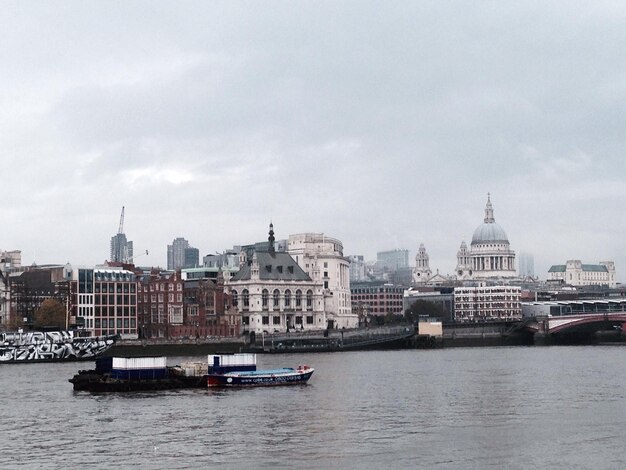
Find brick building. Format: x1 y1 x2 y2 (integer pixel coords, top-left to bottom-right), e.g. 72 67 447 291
137 270 238 339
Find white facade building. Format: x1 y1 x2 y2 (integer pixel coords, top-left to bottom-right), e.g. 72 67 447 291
229 226 326 333
456 194 516 280
548 260 616 288
454 285 522 322
287 232 357 329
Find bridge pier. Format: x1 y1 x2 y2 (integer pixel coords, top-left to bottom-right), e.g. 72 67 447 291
533 332 551 346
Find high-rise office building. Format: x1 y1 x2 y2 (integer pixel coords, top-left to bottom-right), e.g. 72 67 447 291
167 237 199 270
184 247 200 269
167 238 188 270
110 233 133 264
110 207 133 263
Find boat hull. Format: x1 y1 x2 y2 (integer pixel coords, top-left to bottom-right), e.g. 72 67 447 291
69 371 208 392
207 367 314 387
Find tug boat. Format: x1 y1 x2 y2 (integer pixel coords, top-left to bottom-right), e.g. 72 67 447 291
207 353 314 388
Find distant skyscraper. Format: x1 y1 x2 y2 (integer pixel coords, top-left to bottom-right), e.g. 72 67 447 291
167 238 188 270
167 237 199 270
110 233 133 264
110 207 133 263
519 252 535 277
377 249 409 271
184 247 200 269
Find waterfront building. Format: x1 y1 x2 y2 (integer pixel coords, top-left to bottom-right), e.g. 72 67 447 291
0 270 10 326
453 285 522 322
403 287 454 322
167 237 199 270
8 265 69 328
412 243 433 284
68 265 138 339
181 275 239 338
348 255 366 282
350 282 405 317
136 270 183 339
455 194 516 280
229 225 326 334
136 270 237 339
548 260 616 288
287 232 357 329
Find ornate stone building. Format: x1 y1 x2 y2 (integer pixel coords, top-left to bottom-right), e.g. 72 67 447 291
412 243 433 284
456 194 516 280
229 225 327 334
548 260 616 288
287 232 357 329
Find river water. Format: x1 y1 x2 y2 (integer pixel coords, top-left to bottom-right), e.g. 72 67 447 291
0 346 624 469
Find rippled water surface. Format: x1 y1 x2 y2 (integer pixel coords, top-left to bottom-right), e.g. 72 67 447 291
1 346 625 469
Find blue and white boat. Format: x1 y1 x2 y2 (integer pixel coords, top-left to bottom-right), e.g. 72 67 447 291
207 353 314 388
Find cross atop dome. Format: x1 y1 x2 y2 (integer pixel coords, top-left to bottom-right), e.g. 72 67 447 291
484 193 495 223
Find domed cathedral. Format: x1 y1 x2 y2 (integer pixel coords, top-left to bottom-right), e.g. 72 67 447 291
455 194 517 280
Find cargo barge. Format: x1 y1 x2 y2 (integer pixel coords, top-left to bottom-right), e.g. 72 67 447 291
70 356 209 392
69 353 313 392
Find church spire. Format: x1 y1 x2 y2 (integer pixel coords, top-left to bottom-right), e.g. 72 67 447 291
484 193 495 223
268 222 275 254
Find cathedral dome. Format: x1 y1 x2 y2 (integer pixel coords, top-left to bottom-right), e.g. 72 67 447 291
471 222 509 245
470 194 510 245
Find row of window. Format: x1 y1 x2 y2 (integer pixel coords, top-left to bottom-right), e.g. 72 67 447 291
242 315 315 325
94 318 137 328
140 294 184 303
94 306 136 316
94 283 136 294
142 283 183 292
232 289 314 309
94 295 136 305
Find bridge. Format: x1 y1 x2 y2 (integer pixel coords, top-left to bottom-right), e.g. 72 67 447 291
514 313 625 345
516 299 626 343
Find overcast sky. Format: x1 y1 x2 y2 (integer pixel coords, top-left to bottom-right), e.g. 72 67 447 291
1 1 625 281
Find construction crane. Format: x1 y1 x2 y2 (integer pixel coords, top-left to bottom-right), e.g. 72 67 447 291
132 249 149 265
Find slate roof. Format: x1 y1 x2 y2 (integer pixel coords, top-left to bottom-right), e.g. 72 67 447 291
231 251 312 282
548 265 566 273
548 264 608 273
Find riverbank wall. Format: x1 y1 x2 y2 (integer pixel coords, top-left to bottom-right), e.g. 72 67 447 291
109 338 245 357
